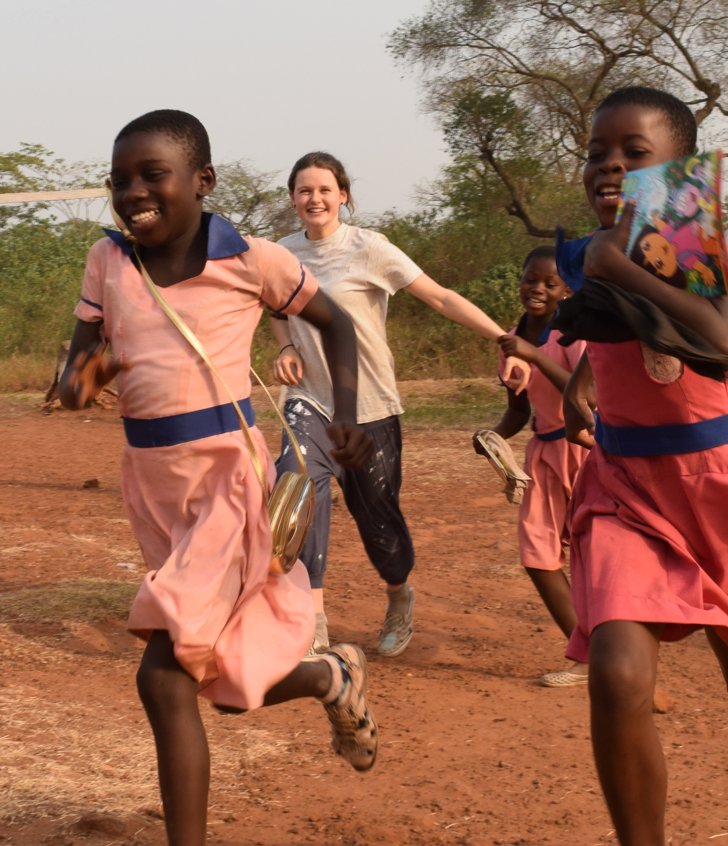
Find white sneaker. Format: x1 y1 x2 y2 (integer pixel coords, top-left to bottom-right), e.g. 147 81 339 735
377 585 415 657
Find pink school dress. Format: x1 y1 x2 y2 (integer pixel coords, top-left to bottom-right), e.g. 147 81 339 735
501 321 588 569
567 339 728 662
74 214 318 710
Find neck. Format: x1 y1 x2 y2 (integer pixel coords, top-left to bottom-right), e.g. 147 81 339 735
305 219 342 241
525 312 555 344
138 222 207 287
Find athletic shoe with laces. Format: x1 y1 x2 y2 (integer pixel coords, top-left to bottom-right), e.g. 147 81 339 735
377 584 415 657
323 644 378 772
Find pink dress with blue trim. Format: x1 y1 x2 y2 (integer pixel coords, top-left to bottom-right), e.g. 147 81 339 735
567 339 728 662
500 325 588 569
74 215 318 710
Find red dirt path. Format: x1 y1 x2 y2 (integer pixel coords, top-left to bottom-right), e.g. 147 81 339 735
1 385 727 846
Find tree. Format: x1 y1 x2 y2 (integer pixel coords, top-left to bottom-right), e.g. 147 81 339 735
205 160 298 239
389 0 728 237
0 144 107 231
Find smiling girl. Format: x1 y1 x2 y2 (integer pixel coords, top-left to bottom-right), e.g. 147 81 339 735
475 246 589 686
272 151 530 657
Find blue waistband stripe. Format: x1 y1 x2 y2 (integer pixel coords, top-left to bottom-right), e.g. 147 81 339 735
123 398 255 448
535 427 566 442
595 412 728 457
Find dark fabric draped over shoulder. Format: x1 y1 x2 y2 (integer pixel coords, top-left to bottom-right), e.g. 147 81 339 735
552 277 728 381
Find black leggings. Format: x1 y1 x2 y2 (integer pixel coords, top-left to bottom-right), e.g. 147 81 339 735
275 400 415 588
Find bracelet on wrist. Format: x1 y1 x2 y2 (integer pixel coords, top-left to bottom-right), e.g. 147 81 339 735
279 343 296 356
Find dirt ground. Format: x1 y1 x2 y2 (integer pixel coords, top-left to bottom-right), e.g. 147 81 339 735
1 381 727 846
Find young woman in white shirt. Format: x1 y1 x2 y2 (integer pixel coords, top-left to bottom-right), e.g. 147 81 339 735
273 152 528 657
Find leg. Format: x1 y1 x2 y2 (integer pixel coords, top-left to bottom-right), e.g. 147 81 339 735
341 416 415 655
341 415 414 586
277 400 338 651
706 626 728 688
136 631 209 846
589 620 666 846
527 567 588 686
263 648 378 772
276 400 337 591
524 566 577 638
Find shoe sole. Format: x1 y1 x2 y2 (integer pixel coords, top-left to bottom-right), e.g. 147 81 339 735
326 645 378 772
539 671 589 687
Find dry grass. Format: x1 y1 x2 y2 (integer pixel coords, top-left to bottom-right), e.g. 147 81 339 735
0 579 138 625
0 354 54 393
0 615 296 825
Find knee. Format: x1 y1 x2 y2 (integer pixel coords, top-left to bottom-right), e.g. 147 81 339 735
589 647 654 715
136 660 170 713
136 642 194 716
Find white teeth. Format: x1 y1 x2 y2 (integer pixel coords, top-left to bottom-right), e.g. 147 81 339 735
131 210 159 223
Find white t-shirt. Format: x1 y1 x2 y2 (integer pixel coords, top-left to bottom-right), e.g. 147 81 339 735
277 223 423 423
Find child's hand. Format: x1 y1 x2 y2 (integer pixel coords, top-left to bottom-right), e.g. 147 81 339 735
326 423 374 469
68 346 128 408
498 340 531 396
273 346 304 385
584 201 634 279
499 334 537 363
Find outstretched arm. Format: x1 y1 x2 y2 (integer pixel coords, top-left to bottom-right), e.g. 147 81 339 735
296 289 372 468
59 319 127 410
499 334 572 393
406 273 531 393
585 202 728 354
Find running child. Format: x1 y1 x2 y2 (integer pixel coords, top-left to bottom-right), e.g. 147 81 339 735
561 86 728 844
272 151 530 657
59 110 378 846
474 245 589 686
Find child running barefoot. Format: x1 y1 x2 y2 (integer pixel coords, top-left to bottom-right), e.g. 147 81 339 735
561 87 728 845
474 246 589 686
59 111 378 846
272 151 530 657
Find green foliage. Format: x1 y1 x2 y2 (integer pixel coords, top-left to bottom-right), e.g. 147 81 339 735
0 219 98 358
389 0 728 237
205 160 299 239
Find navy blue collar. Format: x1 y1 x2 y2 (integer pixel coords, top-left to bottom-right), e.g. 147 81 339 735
103 212 249 259
555 226 603 292
515 312 553 346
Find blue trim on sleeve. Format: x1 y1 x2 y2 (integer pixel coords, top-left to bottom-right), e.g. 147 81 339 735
80 295 103 312
271 266 307 315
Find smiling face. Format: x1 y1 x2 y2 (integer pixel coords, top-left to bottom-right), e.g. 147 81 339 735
519 255 567 319
109 130 215 250
290 166 348 239
582 104 680 229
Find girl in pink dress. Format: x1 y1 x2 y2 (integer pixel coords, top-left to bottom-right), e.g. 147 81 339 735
60 110 377 846
477 246 589 686
562 87 728 844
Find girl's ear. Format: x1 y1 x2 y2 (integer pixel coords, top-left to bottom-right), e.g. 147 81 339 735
196 164 216 199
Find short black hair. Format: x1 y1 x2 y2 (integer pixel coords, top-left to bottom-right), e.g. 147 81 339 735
522 245 556 269
115 109 212 169
595 86 697 157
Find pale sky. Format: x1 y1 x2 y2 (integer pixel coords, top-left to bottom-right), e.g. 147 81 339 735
1 0 449 217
